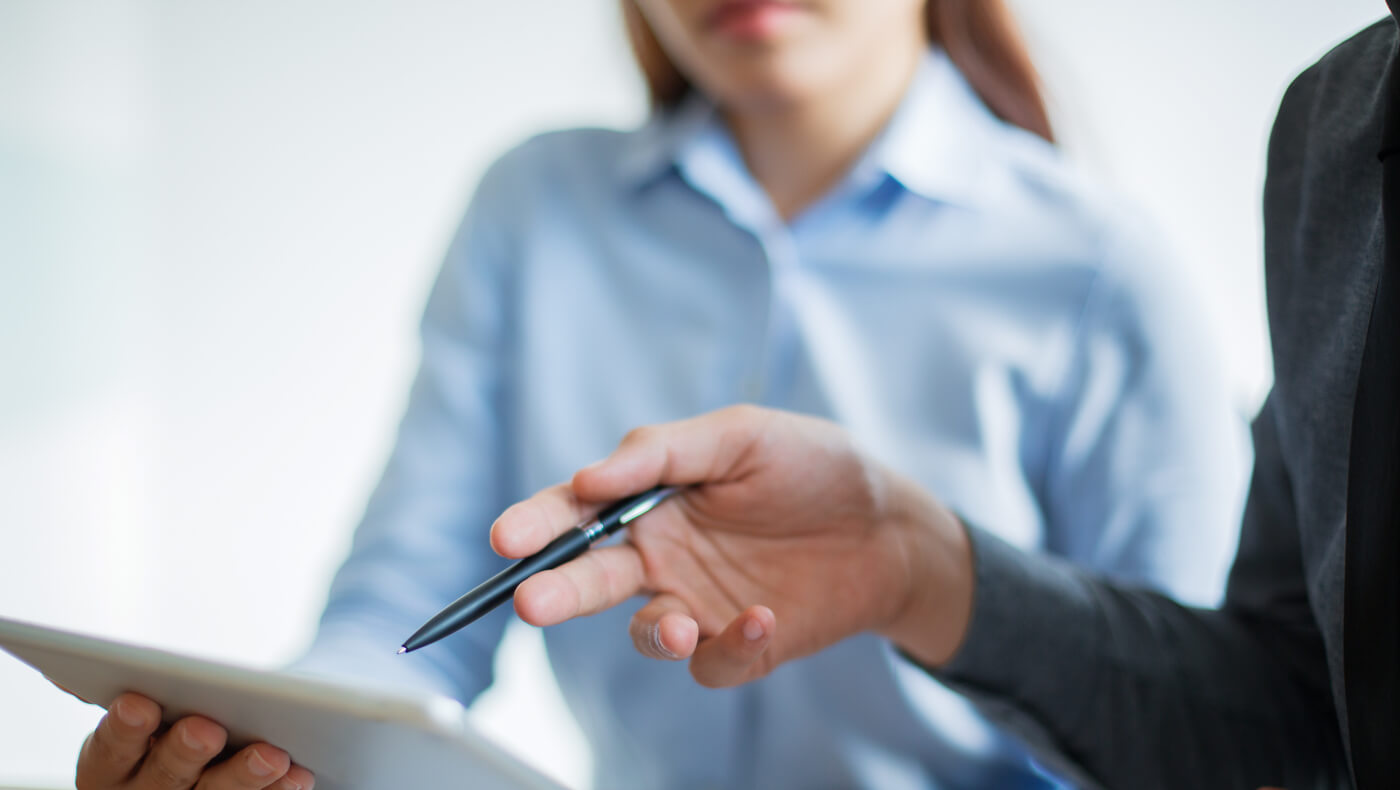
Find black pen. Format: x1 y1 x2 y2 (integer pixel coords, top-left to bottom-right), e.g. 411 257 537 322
398 485 681 654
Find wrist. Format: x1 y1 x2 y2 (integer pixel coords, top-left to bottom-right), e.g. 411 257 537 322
873 472 974 667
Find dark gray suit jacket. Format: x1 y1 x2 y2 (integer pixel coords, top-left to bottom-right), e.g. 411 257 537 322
933 18 1397 790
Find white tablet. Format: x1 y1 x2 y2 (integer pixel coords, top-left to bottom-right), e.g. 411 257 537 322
0 616 563 790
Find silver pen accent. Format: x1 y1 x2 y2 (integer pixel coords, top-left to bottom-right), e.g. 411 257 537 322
582 485 678 541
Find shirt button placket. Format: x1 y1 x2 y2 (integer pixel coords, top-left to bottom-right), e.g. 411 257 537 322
750 222 802 407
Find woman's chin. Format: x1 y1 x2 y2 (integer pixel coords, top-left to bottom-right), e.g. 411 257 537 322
700 61 834 113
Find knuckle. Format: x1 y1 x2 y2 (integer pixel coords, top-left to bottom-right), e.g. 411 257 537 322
548 570 583 619
145 755 196 789
575 555 609 614
622 425 657 446
597 555 623 602
554 483 581 513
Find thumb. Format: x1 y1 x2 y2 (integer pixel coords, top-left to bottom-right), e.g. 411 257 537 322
572 405 772 501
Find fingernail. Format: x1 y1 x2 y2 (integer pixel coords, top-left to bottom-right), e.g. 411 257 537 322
650 625 678 659
112 699 148 729
247 748 276 778
179 724 214 754
743 618 765 641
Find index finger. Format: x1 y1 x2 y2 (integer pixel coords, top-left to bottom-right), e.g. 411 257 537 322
490 483 599 558
513 544 648 626
490 405 775 558
571 405 772 502
76 693 162 788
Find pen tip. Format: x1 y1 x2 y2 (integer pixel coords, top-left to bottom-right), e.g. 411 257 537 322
396 646 407 655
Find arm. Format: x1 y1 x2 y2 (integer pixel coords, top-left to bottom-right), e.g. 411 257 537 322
291 154 527 700
931 391 1345 789
489 400 1347 789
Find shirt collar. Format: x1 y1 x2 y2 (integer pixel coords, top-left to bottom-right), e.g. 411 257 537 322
614 92 718 189
857 49 1012 207
615 49 1018 208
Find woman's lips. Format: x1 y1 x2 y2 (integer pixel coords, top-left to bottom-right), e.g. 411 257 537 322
705 0 807 41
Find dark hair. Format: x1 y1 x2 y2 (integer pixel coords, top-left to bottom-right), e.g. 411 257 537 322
621 0 1054 143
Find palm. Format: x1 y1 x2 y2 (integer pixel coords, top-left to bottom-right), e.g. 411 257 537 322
622 417 913 673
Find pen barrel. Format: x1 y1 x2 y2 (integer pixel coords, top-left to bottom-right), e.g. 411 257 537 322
590 485 680 540
403 527 593 651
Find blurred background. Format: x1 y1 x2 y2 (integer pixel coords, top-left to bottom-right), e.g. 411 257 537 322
0 1 1387 787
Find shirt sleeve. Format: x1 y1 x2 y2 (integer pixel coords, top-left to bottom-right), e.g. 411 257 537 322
1035 217 1251 607
290 152 529 702
929 392 1348 789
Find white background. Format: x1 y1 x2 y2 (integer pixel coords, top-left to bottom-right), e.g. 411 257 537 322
0 1 1387 787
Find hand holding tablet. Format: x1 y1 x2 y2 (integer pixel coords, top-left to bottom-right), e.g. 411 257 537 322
76 691 312 790
0 616 561 790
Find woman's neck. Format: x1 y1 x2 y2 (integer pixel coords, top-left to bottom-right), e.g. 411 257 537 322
723 45 926 222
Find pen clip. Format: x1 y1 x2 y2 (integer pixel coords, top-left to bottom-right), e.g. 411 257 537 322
582 485 680 541
615 486 678 525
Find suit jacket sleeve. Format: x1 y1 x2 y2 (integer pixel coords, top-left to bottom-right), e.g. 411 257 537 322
928 391 1347 789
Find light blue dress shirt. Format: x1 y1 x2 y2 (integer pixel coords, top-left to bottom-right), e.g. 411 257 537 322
299 51 1250 789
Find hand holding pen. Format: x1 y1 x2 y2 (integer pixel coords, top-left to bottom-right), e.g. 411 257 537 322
400 485 681 654
462 405 976 688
